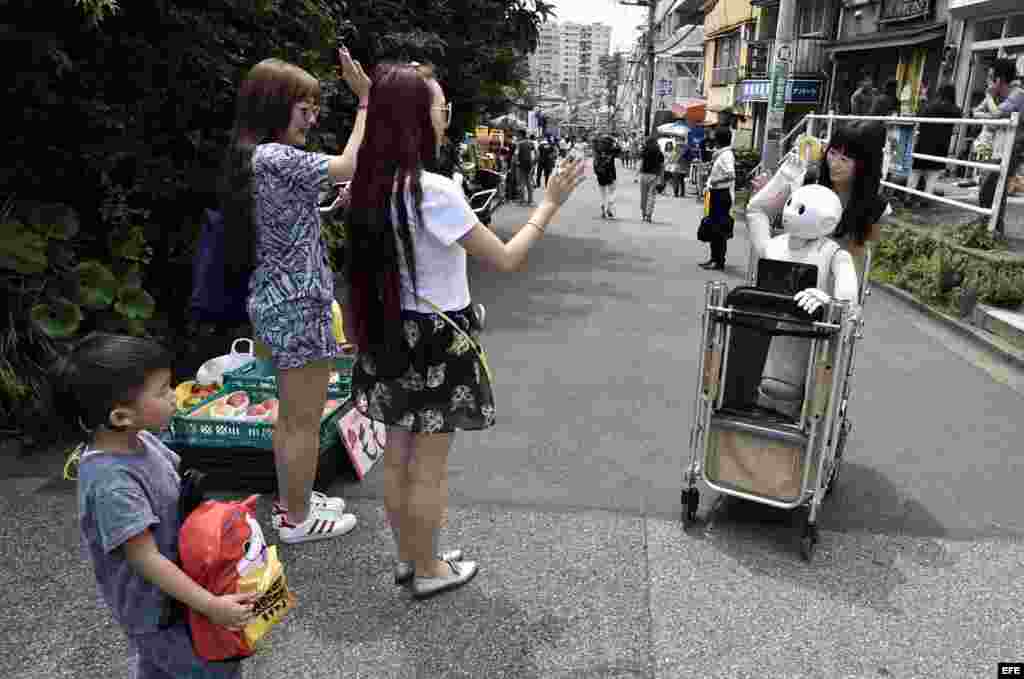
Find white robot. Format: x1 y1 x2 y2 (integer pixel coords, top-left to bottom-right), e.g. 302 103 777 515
755 184 859 417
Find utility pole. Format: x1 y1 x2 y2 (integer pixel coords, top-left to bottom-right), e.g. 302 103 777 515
760 0 796 170
620 0 658 136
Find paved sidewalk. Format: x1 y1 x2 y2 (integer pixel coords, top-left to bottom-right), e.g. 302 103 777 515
4 172 1023 678
2 473 1022 679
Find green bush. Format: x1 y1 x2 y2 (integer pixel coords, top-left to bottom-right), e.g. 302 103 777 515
872 224 1024 314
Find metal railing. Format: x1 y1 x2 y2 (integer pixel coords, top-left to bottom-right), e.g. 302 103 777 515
784 111 1020 234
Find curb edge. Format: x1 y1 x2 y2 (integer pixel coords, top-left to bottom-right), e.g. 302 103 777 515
873 282 1024 371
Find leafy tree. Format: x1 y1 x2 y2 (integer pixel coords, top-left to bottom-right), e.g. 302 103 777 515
3 0 549 440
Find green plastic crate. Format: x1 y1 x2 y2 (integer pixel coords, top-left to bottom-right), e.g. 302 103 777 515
170 386 345 451
223 356 355 398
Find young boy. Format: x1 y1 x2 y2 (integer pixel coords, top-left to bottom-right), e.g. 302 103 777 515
65 333 257 677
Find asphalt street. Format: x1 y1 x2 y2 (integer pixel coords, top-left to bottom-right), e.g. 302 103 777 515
3 164 1023 678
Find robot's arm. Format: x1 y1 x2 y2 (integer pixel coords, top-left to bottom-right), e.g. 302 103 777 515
794 249 859 314
746 150 807 258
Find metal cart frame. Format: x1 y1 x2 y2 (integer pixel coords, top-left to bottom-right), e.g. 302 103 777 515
682 278 862 561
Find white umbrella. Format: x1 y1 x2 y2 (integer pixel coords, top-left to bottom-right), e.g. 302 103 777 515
489 114 526 130
657 121 690 139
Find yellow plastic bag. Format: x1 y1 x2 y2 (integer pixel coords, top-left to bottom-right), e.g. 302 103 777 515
331 301 347 345
237 545 296 648
703 191 711 217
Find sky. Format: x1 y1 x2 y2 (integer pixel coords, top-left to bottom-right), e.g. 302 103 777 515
546 0 649 53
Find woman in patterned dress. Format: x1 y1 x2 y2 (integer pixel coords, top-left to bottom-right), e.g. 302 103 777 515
217 47 370 544
345 63 585 599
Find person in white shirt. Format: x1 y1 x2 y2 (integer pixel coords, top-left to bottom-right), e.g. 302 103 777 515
345 62 585 600
700 126 736 270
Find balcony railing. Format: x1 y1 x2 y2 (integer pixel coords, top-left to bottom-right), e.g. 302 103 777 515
745 38 828 79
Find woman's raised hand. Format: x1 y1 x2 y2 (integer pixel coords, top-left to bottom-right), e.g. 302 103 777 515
338 46 371 100
544 157 587 207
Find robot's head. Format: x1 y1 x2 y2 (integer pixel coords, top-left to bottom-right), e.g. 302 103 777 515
782 184 843 239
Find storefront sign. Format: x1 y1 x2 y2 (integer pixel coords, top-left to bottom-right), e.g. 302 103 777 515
879 0 931 23
737 79 822 104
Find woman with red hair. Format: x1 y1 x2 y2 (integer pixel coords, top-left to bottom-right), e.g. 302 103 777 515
346 62 585 599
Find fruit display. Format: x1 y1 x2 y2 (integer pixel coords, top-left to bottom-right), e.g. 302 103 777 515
176 381 219 411
188 391 342 425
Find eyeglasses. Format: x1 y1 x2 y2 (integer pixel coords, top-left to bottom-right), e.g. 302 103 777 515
432 102 452 127
826 146 853 163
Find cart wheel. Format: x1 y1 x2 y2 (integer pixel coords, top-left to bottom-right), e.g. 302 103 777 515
800 523 819 562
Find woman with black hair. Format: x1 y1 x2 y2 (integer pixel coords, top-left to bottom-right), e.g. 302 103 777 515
748 121 891 285
700 125 736 270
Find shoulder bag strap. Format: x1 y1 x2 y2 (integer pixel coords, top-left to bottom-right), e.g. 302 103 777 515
417 295 493 384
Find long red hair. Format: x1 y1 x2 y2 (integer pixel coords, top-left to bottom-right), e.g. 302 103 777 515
345 63 437 356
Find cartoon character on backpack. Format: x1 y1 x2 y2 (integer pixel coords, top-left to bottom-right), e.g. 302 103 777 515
179 495 296 660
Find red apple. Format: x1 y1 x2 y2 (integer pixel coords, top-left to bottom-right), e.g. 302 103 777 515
246 404 266 417
262 398 279 410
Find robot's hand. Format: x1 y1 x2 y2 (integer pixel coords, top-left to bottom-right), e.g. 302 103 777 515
778 148 807 183
795 288 830 314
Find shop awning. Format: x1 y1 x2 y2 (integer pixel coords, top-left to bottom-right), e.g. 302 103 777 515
825 22 947 55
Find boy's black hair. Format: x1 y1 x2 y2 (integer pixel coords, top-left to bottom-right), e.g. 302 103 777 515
714 125 732 147
992 58 1018 86
54 333 173 434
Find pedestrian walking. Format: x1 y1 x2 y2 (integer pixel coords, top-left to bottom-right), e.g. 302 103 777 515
515 131 536 205
218 50 366 543
906 84 961 207
345 62 586 599
639 135 664 222
63 333 259 678
537 138 557 187
594 135 621 219
700 126 736 270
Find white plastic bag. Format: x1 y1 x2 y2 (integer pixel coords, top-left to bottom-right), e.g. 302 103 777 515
195 338 256 386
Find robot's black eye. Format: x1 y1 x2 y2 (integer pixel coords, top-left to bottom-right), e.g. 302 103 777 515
786 197 792 206
798 205 806 215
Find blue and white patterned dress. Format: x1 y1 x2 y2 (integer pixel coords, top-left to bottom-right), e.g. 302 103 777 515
248 142 340 370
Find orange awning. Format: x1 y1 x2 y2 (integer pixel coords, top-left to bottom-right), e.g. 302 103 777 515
672 100 706 125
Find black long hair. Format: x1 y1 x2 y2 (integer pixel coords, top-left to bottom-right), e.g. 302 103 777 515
345 64 436 360
819 121 886 246
217 59 321 281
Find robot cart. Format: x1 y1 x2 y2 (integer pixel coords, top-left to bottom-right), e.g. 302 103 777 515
682 277 862 561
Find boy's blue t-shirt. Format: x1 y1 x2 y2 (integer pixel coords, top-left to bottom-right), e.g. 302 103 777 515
77 431 182 635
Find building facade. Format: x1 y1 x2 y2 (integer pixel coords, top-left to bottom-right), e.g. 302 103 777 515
619 0 705 135
826 0 956 119
945 1 1024 176
738 0 831 153
703 0 759 148
527 21 613 101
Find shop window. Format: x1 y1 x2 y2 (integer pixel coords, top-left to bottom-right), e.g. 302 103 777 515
798 0 830 37
1007 15 1024 39
975 18 1004 42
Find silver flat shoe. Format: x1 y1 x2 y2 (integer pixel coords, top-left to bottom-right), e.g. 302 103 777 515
411 559 478 599
394 549 464 585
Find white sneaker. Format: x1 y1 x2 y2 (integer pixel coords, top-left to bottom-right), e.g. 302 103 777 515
278 506 357 544
271 491 346 529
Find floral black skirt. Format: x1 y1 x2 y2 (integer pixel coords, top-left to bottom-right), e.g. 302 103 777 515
351 305 495 434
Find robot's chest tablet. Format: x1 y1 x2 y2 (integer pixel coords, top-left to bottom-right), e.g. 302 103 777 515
756 258 819 296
